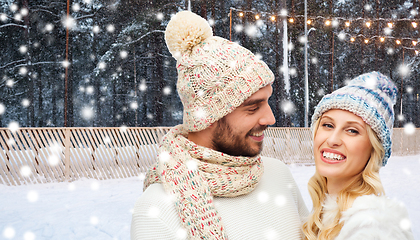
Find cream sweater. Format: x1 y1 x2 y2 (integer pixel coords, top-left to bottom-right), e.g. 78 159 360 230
131 156 309 240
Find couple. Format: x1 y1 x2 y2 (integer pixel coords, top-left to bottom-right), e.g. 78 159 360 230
131 11 413 239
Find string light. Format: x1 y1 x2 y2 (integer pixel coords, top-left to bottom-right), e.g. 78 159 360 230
229 8 420 53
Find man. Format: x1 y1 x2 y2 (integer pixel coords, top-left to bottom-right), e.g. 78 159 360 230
131 11 308 240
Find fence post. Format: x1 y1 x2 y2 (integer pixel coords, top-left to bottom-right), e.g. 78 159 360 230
65 128 71 181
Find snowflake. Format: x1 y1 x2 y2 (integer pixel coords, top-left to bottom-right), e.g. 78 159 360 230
92 25 100 34
148 206 160 218
20 165 32 177
387 48 394 55
384 27 392 35
27 190 39 202
406 86 413 94
62 15 76 30
311 57 318 64
19 67 28 76
139 82 147 92
23 232 35 240
176 228 187 239
338 32 346 41
234 24 243 33
10 4 18 12
298 35 307 44
98 62 106 69
403 122 415 135
68 183 76 191
280 9 288 17
208 18 215 26
186 160 198 171
281 100 295 114
22 98 30 107
400 218 411 231
194 108 206 119
411 9 418 16
0 13 7 22
86 86 94 94
159 151 171 162
0 103 5 114
90 216 99 225
62 60 70 68
72 3 81 12
106 24 115 33
258 191 269 203
81 107 94 120
130 101 138 110
156 12 164 20
275 195 287 207
120 50 128 59
48 154 60 166
14 13 22 21
332 19 339 27
163 86 171 95
245 25 258 38
398 64 410 77
8 121 19 133
84 0 92 4
364 4 372 11
3 226 16 238
19 45 28 54
90 181 100 191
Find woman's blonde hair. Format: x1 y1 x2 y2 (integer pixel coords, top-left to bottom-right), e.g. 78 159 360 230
302 117 385 240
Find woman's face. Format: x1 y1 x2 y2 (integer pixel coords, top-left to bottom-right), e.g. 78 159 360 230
313 109 372 190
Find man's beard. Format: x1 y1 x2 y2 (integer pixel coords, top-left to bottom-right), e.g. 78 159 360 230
211 117 267 157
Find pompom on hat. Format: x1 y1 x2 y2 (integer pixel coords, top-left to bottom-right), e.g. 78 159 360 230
311 71 397 166
165 11 274 132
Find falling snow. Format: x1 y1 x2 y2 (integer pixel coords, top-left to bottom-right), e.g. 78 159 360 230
0 155 418 240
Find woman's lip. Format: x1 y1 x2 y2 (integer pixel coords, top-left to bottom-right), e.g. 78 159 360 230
320 148 346 164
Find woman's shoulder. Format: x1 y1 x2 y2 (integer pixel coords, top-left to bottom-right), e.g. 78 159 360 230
337 194 414 240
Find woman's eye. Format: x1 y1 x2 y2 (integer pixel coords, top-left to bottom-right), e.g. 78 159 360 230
348 129 359 134
322 123 333 128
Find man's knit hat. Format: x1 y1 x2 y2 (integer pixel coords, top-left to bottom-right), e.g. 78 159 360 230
311 71 397 166
165 11 274 132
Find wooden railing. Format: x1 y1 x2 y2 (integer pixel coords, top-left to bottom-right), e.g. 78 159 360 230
1 127 419 186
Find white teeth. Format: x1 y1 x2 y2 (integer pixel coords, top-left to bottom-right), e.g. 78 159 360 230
322 151 344 161
250 132 263 137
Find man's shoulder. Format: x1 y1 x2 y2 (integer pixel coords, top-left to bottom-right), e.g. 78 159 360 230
261 156 288 170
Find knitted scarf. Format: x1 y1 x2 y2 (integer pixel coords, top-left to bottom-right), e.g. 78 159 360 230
144 125 264 239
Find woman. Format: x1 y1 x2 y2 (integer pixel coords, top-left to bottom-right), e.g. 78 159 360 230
302 72 414 239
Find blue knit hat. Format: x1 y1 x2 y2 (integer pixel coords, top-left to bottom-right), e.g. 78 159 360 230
311 71 397 166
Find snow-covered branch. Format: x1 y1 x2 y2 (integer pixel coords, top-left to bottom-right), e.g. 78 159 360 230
0 59 26 70
0 23 26 30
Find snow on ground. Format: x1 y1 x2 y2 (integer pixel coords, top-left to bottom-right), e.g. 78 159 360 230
1 155 419 240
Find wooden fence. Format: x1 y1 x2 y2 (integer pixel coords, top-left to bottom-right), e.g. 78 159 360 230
1 127 419 186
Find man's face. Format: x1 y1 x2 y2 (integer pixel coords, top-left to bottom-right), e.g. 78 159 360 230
211 85 275 157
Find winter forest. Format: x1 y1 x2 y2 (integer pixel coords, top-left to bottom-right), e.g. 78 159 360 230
1 0 419 129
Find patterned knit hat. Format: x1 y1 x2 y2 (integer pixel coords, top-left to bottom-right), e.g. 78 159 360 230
165 11 274 132
311 71 397 166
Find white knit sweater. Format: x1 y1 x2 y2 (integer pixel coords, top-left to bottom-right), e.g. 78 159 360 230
322 194 414 240
131 156 309 240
